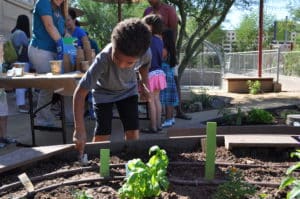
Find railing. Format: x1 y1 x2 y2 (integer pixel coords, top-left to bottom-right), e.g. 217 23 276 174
180 50 300 91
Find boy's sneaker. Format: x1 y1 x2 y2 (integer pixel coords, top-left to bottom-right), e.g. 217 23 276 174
162 120 173 128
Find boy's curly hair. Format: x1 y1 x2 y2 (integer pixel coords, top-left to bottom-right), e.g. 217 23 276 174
111 18 151 57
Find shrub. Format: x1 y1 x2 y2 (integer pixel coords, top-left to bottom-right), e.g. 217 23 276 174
247 80 261 94
190 88 214 109
246 108 274 124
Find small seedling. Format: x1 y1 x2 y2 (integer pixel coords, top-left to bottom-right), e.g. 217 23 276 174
213 167 256 199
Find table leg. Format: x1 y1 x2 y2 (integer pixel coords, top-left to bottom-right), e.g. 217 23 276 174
28 89 35 146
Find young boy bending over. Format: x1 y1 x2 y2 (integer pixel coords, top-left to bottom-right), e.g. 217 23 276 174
73 18 152 156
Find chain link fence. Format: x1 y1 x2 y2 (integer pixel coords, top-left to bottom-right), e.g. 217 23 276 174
180 50 300 91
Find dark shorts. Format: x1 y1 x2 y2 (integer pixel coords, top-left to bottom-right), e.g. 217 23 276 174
94 95 139 136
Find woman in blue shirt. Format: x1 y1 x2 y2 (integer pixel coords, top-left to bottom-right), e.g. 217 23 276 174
28 0 67 126
66 9 92 63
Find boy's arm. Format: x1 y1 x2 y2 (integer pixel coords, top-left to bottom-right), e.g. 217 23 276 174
73 85 89 158
138 64 150 101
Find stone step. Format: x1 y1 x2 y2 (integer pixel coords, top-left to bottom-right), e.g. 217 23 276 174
286 114 300 126
224 134 300 150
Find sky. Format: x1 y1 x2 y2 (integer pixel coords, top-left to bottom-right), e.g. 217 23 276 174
222 0 292 30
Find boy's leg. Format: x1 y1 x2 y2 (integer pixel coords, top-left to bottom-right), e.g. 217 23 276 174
116 95 139 140
93 102 113 142
0 116 7 138
125 130 139 140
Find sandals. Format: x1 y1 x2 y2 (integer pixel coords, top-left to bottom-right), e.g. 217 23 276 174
176 113 192 120
140 128 158 134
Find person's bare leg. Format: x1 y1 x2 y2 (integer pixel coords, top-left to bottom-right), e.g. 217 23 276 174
166 105 174 120
154 91 162 129
93 135 110 142
148 92 157 130
0 116 7 138
125 130 139 140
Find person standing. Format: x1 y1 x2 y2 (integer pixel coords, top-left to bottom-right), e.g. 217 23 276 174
11 15 31 113
28 0 67 126
144 0 191 120
142 14 166 134
160 29 179 128
65 8 92 62
73 18 151 157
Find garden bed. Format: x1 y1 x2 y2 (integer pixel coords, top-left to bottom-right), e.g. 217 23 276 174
0 145 298 199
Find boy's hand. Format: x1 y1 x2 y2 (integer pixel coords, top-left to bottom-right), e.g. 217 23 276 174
140 83 150 102
73 130 87 158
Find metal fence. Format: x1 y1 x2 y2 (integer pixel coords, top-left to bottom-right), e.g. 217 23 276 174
180 50 300 91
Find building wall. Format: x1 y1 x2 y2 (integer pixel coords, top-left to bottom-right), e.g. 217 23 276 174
0 0 34 37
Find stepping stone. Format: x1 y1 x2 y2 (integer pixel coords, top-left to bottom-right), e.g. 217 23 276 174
224 134 300 150
286 114 300 126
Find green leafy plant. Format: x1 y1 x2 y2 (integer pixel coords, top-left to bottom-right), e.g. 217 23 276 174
218 105 245 126
118 145 169 199
247 80 261 94
280 150 300 199
246 108 275 124
190 88 214 109
213 167 256 199
73 190 93 199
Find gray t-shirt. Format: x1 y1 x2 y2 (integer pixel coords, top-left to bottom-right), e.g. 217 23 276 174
79 44 151 103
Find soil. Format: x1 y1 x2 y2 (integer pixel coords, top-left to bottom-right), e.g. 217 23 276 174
0 146 298 199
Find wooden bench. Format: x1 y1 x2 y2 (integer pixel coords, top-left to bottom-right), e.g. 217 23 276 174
224 77 274 93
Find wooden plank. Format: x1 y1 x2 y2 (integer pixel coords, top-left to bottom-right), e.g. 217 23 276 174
0 144 74 174
224 134 300 150
167 126 300 137
0 73 83 96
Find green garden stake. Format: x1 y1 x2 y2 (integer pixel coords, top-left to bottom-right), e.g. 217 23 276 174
100 149 110 177
204 122 217 180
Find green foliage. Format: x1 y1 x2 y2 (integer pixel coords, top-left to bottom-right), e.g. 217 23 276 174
247 80 261 94
165 0 252 78
218 105 245 126
118 145 169 199
190 89 214 109
76 0 148 49
246 108 275 124
283 52 300 77
73 190 93 199
280 150 300 199
213 167 256 199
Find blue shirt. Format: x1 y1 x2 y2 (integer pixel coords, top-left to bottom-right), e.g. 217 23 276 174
71 26 87 48
149 35 163 72
30 0 65 52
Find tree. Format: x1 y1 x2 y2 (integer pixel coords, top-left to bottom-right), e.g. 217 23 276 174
72 0 254 79
234 10 279 52
165 0 255 79
74 0 148 49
